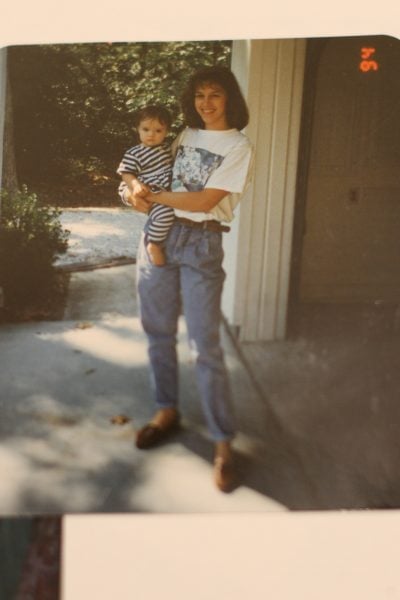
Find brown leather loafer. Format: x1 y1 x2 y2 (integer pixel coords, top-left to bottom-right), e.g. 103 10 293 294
135 416 180 449
214 456 236 493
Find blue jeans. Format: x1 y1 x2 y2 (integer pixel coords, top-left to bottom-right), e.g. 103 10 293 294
136 221 236 441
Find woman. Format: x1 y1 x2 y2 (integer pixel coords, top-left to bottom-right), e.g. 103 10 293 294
126 65 252 492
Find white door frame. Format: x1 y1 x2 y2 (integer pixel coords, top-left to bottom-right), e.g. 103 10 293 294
222 38 306 342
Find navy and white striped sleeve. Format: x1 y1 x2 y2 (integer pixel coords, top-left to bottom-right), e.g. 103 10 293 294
116 148 141 175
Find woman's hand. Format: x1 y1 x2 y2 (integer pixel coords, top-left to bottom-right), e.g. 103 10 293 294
132 180 150 198
121 174 152 213
126 191 152 214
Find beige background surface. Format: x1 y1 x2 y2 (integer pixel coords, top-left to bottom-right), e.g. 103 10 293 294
1 0 399 46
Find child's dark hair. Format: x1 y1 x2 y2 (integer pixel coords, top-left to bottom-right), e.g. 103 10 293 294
133 105 172 129
181 66 249 131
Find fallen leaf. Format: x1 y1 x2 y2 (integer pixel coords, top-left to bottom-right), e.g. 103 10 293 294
110 414 131 425
75 321 93 329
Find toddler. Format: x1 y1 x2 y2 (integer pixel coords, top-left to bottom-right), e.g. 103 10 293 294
117 105 175 266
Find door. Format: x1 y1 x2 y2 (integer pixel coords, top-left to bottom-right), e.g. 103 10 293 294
298 36 400 304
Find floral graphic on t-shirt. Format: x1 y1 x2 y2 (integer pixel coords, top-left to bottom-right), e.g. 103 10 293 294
172 146 224 192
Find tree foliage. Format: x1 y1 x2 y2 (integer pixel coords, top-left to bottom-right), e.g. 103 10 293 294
8 41 231 203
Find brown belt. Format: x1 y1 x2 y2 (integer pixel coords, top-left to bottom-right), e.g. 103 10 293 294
175 216 230 233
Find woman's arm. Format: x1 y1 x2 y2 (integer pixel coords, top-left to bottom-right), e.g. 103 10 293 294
146 188 228 213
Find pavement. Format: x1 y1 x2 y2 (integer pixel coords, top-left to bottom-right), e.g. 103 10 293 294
0 257 299 515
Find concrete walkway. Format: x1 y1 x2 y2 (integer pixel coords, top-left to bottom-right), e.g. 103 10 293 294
1 263 317 515
2 258 399 515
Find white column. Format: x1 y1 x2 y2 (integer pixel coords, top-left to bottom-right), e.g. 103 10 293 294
221 40 253 330
225 38 306 342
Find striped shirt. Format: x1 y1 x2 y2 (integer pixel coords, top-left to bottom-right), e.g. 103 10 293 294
117 142 172 190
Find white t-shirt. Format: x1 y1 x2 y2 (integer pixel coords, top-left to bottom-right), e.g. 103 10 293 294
171 127 253 223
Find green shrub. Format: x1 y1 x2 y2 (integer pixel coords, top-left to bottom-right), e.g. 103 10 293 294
0 186 69 312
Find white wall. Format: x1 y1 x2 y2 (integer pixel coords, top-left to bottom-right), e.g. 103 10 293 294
223 38 306 342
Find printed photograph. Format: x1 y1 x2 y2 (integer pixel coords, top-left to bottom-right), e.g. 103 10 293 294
0 36 399 530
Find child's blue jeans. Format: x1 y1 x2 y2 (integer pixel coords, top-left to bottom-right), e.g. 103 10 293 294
136 221 236 441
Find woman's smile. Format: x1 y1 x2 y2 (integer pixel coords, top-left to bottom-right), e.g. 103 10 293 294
194 83 229 130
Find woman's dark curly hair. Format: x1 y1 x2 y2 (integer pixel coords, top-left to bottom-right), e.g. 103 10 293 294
181 66 249 131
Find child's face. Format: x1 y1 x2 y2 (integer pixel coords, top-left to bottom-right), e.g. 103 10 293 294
137 118 168 147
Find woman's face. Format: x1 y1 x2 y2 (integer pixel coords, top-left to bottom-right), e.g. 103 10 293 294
194 82 229 130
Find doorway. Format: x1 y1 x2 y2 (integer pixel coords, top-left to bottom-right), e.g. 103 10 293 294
289 36 400 338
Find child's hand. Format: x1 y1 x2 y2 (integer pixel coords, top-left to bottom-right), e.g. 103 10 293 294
127 191 152 214
132 181 150 198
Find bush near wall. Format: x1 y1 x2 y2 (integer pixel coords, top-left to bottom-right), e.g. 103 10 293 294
0 186 70 320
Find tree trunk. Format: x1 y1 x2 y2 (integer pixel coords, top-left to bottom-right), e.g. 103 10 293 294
2 66 18 191
1 53 18 309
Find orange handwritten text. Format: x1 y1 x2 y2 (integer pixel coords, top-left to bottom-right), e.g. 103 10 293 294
360 47 379 71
